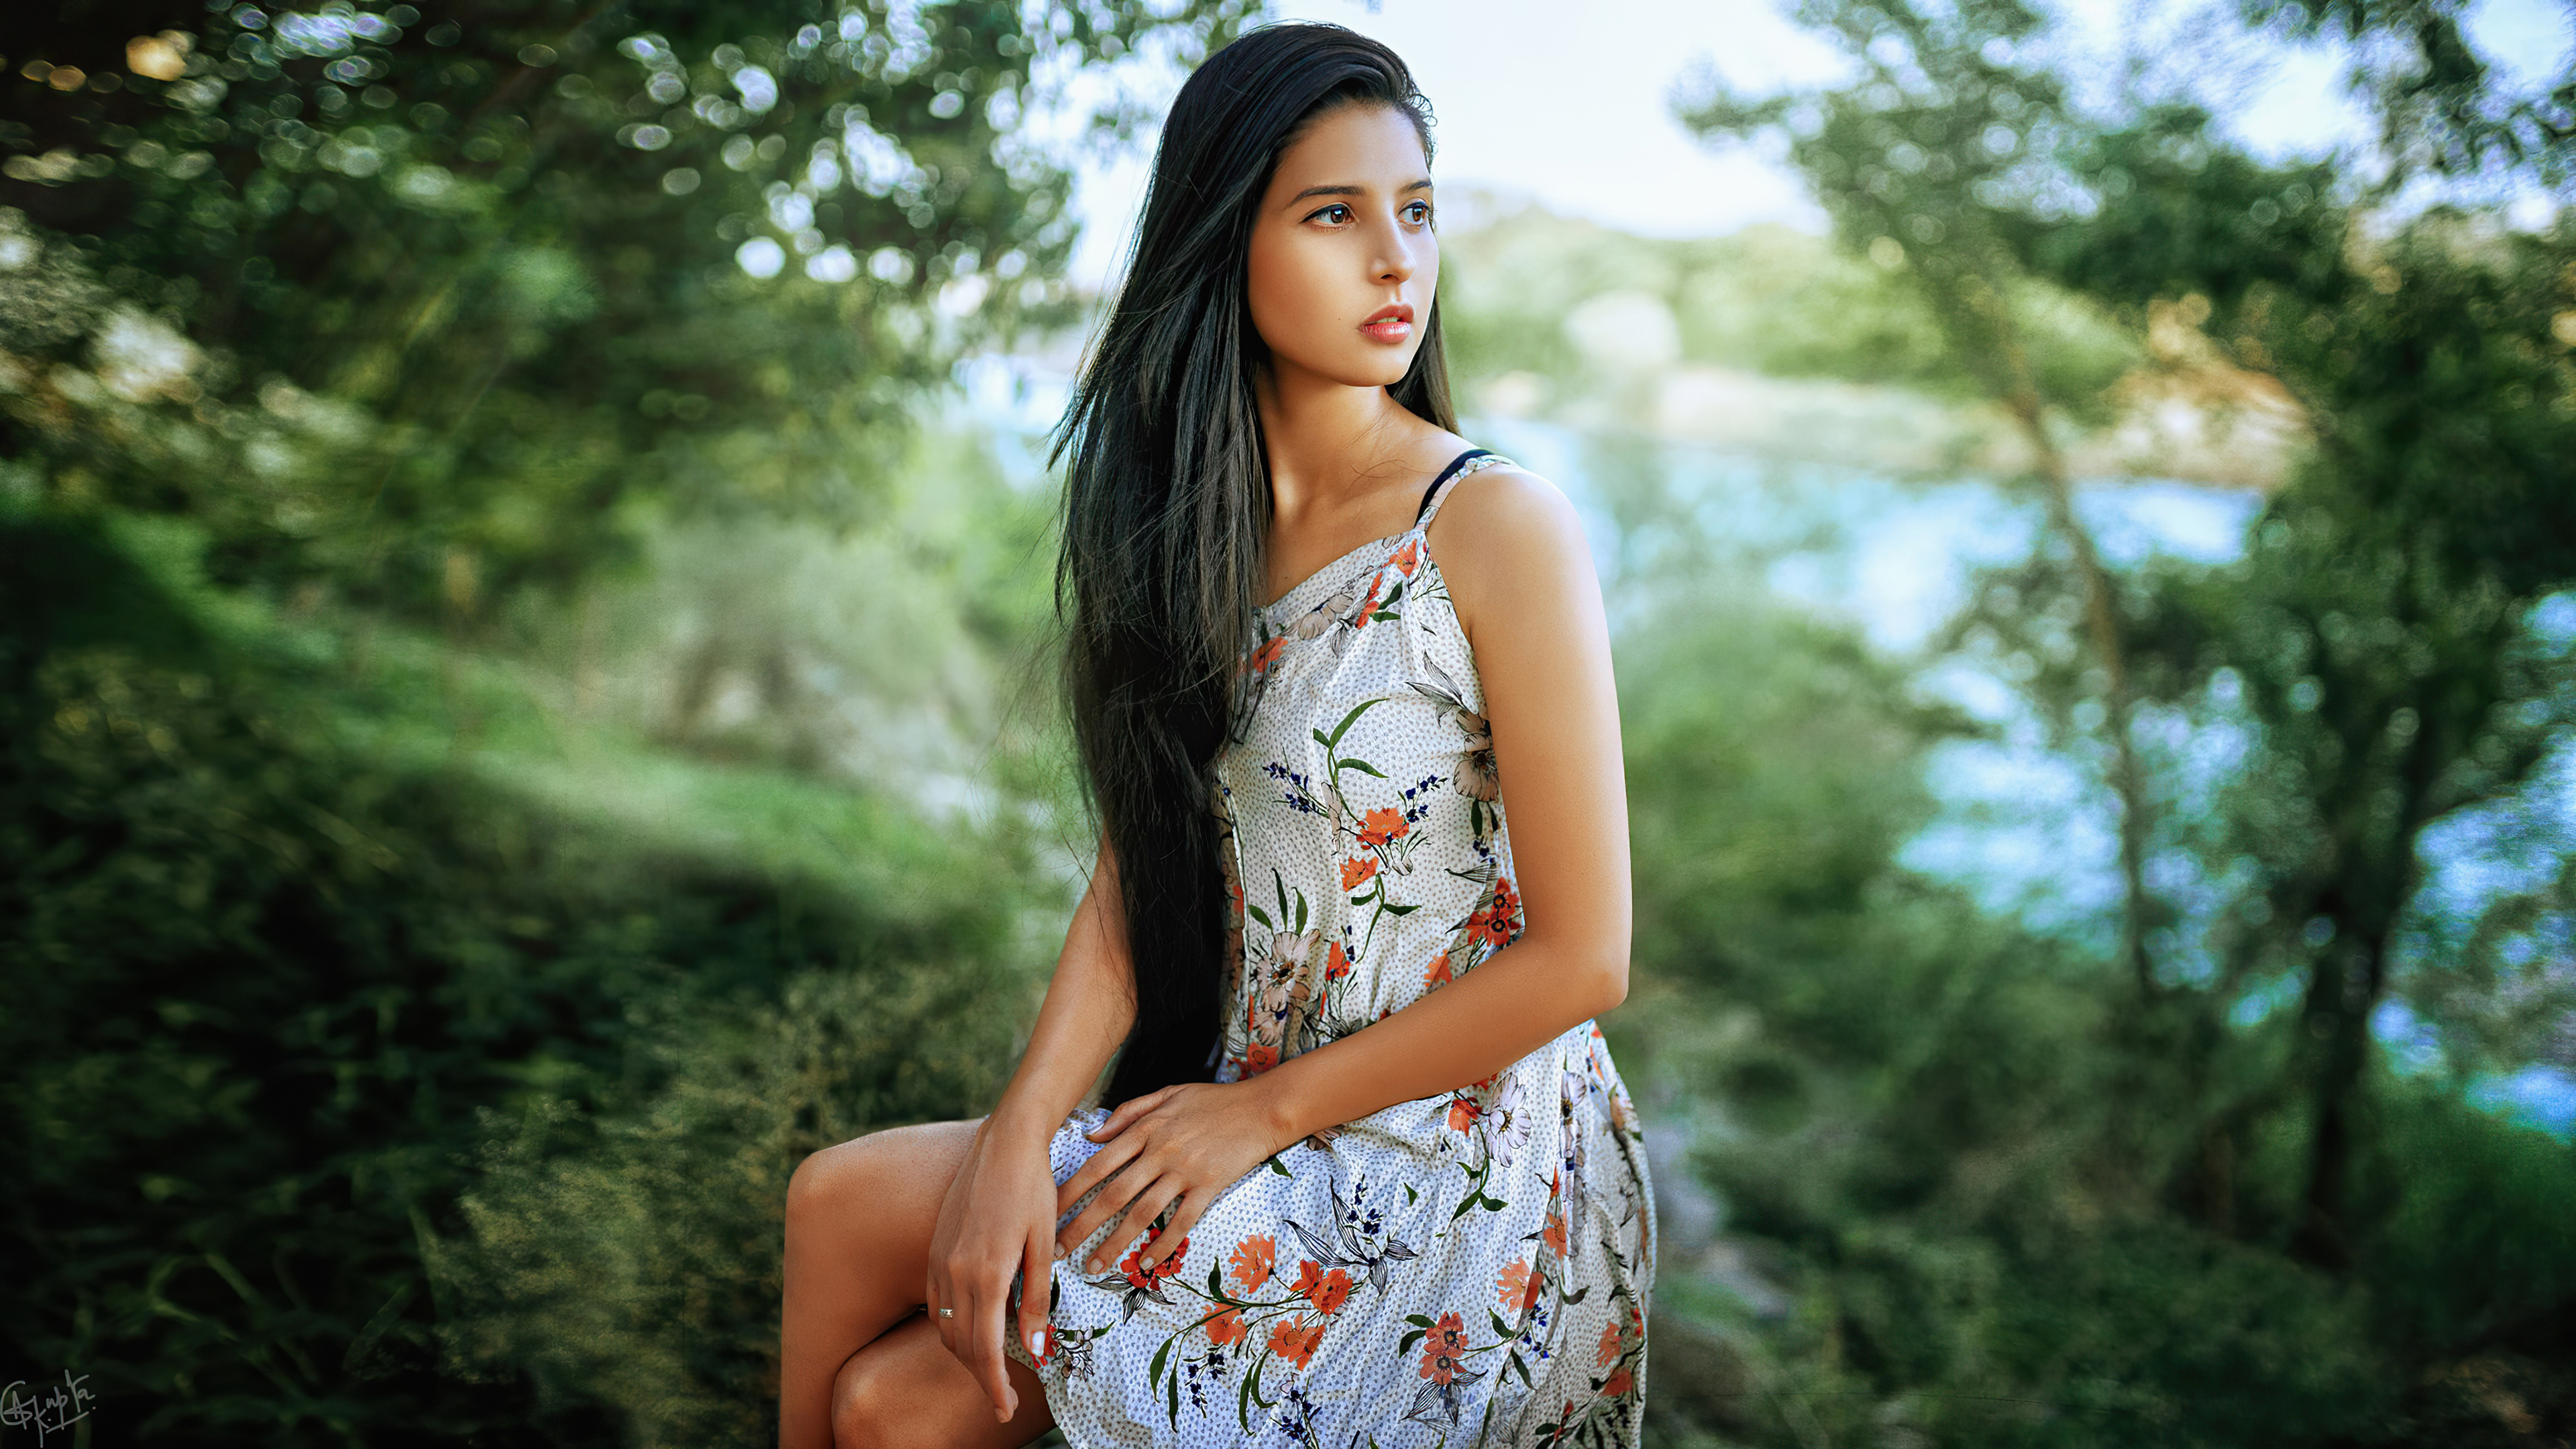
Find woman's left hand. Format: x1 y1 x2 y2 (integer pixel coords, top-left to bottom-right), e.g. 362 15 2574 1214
1053 1080 1289 1276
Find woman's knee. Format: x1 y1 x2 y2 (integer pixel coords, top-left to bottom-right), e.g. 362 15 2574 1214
787 1137 863 1233
828 1322 938 1448
786 1120 977 1233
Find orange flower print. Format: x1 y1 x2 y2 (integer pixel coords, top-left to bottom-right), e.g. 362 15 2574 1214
1423 950 1453 989
1268 1316 1326 1370
1291 1260 1354 1316
1603 1366 1635 1397
1325 941 1353 980
1446 1095 1479 1132
1228 1234 1276 1293
1119 1229 1189 1291
1246 635 1285 675
1205 1307 1247 1346
1597 1318 1625 1366
1391 537 1421 577
1244 1042 1279 1076
1497 1258 1544 1317
1317 1269 1354 1316
1356 807 1409 848
1543 1205 1568 1256
1340 855 1379 892
1419 1310 1470 1385
1354 576 1383 619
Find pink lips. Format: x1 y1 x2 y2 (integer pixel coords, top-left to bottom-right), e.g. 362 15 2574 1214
1360 303 1413 343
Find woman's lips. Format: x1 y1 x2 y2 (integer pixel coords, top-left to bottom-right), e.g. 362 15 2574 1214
1360 305 1413 343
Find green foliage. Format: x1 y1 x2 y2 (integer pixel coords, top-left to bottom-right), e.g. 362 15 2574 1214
2243 0 2576 186
2 0 1256 614
1658 0 2576 1442
443 965 1023 1445
1 17 1169 1426
0 506 1048 1440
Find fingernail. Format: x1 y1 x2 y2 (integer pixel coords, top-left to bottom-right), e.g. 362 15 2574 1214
1029 1330 1044 1355
1053 1243 1066 1260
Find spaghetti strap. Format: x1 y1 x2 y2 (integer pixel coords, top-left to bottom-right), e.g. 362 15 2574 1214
1412 447 1494 525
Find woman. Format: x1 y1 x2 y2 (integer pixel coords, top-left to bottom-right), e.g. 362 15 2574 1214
782 23 1654 1448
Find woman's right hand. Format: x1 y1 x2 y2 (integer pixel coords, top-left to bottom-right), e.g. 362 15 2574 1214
926 1114 1063 1426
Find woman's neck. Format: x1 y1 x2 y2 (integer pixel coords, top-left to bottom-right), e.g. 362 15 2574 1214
1254 360 1424 525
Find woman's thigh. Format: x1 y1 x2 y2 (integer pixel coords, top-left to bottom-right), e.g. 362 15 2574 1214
786 1118 980 1315
783 1118 1052 1449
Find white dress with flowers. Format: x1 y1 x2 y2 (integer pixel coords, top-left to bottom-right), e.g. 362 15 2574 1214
1005 452 1656 1447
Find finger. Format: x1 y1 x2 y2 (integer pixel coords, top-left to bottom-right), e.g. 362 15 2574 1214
1085 1085 1174 1140
1065 1172 1159 1273
1055 1127 1140 1212
1055 1129 1147 1222
971 1271 1016 1424
1120 1181 1189 1269
934 1274 966 1362
926 1269 953 1356
1149 1189 1213 1270
1081 1093 1154 1139
1018 1230 1053 1366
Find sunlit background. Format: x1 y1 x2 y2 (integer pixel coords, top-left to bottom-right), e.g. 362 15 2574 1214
5 0 2575 1444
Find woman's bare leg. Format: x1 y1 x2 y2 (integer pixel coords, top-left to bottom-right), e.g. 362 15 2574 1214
828 1309 1055 1448
780 1117 1055 1449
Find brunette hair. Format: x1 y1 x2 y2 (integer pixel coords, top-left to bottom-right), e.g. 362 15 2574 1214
1053 23 1457 1106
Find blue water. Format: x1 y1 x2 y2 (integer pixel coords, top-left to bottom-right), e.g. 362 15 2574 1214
1471 415 2576 1137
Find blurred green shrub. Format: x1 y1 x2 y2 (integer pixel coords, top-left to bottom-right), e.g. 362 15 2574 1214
0 498 1061 1442
439 964 1021 1445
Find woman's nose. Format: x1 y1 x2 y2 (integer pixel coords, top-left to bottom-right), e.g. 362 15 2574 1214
1371 220 1420 283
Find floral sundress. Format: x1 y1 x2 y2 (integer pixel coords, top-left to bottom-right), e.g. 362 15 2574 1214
1005 451 1656 1446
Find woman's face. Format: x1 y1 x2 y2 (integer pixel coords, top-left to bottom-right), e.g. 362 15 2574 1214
1245 101 1436 392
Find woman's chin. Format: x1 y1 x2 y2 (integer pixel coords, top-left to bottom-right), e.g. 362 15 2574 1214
1266 339 1424 394
1320 352 1422 391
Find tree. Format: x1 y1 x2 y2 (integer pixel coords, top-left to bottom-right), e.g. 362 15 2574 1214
1668 1 2576 1437
3 0 1258 615
0 3 1258 1441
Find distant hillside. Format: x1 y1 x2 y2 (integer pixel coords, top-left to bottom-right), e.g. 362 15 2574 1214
1436 199 2304 489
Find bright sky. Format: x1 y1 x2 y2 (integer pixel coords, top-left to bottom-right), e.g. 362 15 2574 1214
1062 0 2573 289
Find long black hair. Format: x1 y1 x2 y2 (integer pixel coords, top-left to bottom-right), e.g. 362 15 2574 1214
1053 22 1458 1107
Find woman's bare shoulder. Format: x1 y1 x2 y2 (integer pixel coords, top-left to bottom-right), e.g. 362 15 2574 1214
1423 462 1599 633
1428 463 1592 577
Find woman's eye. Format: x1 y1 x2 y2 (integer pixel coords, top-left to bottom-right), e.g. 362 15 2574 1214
1405 202 1432 224
1315 204 1352 224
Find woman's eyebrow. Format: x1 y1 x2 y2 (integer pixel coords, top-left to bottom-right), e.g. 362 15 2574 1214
1284 178 1436 205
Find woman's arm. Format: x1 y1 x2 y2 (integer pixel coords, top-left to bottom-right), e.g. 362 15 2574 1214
986 839 1140 1148
1049 466 1631 1277
1245 466 1629 1144
928 838 1137 1425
